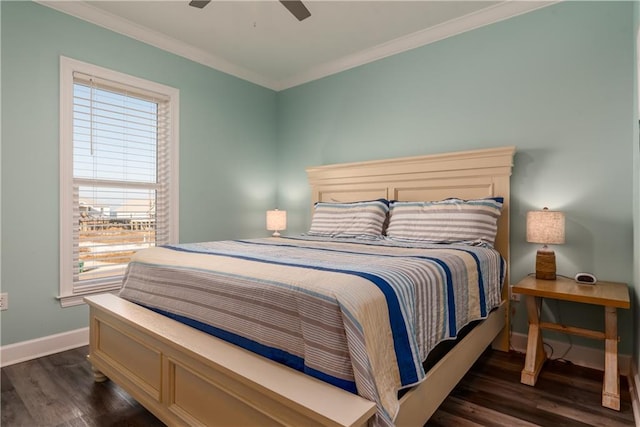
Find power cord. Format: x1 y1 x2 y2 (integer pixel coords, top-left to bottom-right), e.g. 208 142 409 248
550 298 573 363
518 273 574 362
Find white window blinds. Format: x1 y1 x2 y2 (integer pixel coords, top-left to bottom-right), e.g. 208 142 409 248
60 57 179 306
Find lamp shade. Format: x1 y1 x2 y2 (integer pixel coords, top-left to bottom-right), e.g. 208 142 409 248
526 207 565 245
266 209 286 237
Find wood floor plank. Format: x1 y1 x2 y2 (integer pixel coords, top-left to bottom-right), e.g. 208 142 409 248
433 396 541 427
534 399 628 427
433 349 635 427
39 347 138 420
1 369 37 426
454 369 628 425
3 357 83 425
427 406 486 427
0 346 636 426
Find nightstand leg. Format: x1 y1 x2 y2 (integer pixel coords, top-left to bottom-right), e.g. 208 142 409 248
602 306 620 410
521 295 546 386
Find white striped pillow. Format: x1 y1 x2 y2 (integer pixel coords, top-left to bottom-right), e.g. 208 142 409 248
308 199 389 239
386 198 503 246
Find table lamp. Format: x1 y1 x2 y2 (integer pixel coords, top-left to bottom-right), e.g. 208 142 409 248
266 209 287 237
526 207 565 280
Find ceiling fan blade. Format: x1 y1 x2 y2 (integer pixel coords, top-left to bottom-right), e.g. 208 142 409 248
189 0 211 9
279 0 311 21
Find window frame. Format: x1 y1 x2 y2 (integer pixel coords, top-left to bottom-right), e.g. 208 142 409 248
59 56 179 307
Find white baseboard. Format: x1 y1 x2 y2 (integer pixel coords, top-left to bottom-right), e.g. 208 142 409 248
510 331 632 376
0 327 89 368
630 360 640 427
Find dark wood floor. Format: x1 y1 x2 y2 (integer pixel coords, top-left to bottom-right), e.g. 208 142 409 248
1 346 636 426
428 350 635 427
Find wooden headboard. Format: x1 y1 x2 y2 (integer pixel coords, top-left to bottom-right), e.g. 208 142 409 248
306 146 516 350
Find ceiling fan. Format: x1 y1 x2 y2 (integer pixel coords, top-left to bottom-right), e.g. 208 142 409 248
189 1 311 22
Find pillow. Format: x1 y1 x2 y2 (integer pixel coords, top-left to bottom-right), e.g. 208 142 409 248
386 197 503 245
308 199 389 239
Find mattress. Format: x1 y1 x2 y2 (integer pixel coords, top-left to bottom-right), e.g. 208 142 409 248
118 236 504 426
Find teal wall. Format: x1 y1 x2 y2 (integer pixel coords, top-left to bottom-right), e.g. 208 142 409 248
1 0 638 362
0 2 277 346
277 1 636 354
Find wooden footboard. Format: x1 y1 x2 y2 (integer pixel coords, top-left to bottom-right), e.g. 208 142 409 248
85 293 377 427
86 294 505 427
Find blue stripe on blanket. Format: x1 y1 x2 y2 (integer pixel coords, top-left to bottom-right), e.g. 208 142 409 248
348 271 418 385
420 257 456 337
243 239 497 339
165 244 421 386
144 304 359 394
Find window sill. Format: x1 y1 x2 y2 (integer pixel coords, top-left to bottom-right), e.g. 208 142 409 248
57 286 121 308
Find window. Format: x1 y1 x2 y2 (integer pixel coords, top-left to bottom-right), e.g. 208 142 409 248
59 57 179 307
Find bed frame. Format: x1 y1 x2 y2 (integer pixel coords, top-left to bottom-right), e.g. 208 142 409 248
85 145 515 426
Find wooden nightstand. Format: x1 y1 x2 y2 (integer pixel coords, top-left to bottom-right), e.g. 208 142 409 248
512 275 630 411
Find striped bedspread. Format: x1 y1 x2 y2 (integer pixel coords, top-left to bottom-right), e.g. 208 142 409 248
119 236 504 426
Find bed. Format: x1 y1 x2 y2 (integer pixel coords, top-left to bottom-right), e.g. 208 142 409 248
85 145 515 427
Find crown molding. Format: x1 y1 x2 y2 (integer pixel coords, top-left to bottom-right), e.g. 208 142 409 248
36 0 277 90
37 1 558 92
275 1 559 90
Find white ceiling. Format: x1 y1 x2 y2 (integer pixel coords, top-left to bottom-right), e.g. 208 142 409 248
40 1 555 91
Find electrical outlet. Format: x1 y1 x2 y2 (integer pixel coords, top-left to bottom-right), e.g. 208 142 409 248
509 288 520 302
0 293 8 311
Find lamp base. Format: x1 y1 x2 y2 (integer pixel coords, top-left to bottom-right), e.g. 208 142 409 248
271 231 281 237
535 248 557 280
